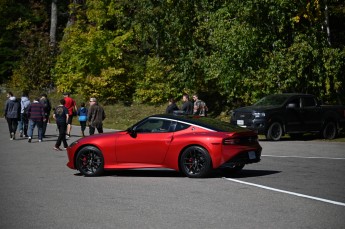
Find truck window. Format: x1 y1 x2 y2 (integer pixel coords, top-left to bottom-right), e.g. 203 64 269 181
302 97 316 107
288 98 300 108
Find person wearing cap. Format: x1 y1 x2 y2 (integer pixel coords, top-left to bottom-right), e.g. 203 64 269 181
63 92 77 138
88 98 106 135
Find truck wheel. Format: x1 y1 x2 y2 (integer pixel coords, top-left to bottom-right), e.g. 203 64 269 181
322 121 337 140
266 122 283 141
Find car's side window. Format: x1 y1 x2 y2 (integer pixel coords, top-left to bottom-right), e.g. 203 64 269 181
288 98 300 108
135 119 172 133
302 97 316 107
174 122 190 132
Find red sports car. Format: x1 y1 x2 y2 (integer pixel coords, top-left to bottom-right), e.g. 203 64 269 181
67 114 262 178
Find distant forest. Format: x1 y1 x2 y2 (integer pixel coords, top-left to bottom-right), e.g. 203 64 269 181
1 0 344 111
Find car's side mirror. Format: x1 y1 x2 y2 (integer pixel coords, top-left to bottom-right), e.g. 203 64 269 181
287 103 297 109
126 127 137 138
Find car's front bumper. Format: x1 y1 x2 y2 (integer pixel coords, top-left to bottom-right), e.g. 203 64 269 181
231 118 267 134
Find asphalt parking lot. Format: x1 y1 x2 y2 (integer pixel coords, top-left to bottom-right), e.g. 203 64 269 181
0 118 344 229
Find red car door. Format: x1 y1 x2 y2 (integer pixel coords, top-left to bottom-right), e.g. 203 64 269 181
115 118 174 164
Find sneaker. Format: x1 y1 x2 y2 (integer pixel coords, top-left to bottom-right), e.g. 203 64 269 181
12 133 15 140
38 139 42 142
66 134 70 138
20 131 23 137
54 147 62 151
28 137 32 143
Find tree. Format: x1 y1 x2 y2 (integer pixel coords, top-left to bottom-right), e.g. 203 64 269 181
50 0 58 47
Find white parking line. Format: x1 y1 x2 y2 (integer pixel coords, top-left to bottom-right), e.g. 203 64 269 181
224 178 345 207
262 155 345 160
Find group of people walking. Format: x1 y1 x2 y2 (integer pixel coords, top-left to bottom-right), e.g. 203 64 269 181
166 93 208 116
4 91 106 151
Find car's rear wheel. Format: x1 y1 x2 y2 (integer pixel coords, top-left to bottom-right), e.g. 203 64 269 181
179 146 212 178
322 121 337 140
76 146 104 177
266 122 283 141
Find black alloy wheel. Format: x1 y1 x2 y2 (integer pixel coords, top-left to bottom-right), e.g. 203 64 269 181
266 122 283 141
322 121 337 140
179 146 212 178
76 146 104 177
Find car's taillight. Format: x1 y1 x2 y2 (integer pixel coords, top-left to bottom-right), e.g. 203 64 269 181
223 136 258 145
223 138 241 145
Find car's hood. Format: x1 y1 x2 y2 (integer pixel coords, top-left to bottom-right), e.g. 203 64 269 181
234 105 281 113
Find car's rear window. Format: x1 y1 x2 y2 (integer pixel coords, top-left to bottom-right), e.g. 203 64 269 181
181 116 245 132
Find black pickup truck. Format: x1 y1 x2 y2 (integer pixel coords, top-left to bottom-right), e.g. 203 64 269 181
230 93 345 140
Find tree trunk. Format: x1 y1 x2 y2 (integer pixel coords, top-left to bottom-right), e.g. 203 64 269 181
324 0 331 46
50 0 58 47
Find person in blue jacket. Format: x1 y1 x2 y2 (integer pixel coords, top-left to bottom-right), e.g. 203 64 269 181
77 102 88 137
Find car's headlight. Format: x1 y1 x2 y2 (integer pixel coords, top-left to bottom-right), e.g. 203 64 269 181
254 112 265 118
69 141 79 148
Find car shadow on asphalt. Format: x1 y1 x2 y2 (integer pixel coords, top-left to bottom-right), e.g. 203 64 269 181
214 169 281 179
74 169 185 178
73 169 280 179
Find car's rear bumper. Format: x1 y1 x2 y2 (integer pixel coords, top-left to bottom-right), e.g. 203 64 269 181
225 149 261 164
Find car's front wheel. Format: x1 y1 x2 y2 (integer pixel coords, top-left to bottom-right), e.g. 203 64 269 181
76 146 104 177
179 146 212 178
266 122 283 141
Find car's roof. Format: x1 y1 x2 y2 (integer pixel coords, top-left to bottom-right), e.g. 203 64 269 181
266 93 314 97
149 114 245 132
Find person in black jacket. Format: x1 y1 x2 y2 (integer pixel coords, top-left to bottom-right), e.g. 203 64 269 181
88 98 106 135
4 92 21 140
40 93 51 138
53 99 69 150
181 94 193 115
166 98 179 114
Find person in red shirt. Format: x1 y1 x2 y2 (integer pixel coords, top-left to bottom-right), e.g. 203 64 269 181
63 92 78 138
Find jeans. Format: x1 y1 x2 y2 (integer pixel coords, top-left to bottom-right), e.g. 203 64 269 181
55 122 68 148
89 125 103 135
18 113 29 136
28 120 43 140
80 121 87 132
6 118 18 135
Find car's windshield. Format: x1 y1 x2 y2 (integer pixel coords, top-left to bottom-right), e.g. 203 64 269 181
254 94 291 106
